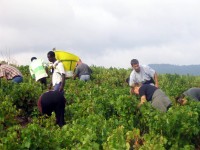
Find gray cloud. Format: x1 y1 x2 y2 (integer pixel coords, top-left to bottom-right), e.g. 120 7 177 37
1 0 200 68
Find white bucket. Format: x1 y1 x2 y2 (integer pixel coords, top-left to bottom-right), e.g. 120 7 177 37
65 71 73 77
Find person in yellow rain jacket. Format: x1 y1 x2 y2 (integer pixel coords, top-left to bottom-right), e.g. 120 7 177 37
29 57 48 86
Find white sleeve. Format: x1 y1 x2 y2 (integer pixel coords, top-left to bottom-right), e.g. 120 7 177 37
58 63 65 74
129 71 135 86
143 65 155 77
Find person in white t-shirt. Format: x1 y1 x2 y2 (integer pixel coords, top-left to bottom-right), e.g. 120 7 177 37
29 57 48 86
129 59 159 88
47 51 65 93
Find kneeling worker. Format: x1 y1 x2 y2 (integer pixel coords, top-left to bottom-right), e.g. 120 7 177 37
37 90 66 127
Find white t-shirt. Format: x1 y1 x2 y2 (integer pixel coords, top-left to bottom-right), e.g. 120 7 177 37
29 59 48 81
51 60 65 86
129 65 155 86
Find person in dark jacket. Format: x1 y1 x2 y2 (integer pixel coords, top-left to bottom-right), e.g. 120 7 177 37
131 83 172 112
176 88 200 105
37 90 66 127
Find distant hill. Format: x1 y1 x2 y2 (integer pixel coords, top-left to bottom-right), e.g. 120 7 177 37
149 64 200 76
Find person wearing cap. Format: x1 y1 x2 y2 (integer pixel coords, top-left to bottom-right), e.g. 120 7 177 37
176 88 200 105
73 59 92 81
0 63 23 83
131 83 172 112
129 59 159 88
29 57 48 86
47 51 65 92
37 90 66 127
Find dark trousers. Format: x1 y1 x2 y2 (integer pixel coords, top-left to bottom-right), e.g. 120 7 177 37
38 77 47 87
41 91 66 127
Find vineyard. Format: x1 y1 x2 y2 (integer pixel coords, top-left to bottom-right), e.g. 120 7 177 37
0 66 200 150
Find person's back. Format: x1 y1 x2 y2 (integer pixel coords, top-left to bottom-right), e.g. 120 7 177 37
0 63 23 83
183 88 200 101
74 60 92 81
38 90 66 127
29 58 48 82
132 83 171 112
76 63 92 76
139 84 157 101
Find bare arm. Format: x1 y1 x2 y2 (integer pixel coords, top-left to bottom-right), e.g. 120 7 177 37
73 73 78 80
73 67 78 80
48 82 52 90
130 87 135 95
59 74 65 92
138 95 147 108
154 72 159 88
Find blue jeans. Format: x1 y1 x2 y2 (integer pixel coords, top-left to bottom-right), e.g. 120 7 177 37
12 76 23 83
53 82 64 94
80 75 90 81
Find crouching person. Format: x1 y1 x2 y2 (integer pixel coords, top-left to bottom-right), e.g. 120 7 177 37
37 90 66 127
176 87 200 105
131 83 172 112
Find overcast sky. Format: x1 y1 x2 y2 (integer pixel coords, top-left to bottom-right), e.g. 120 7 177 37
1 0 200 68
